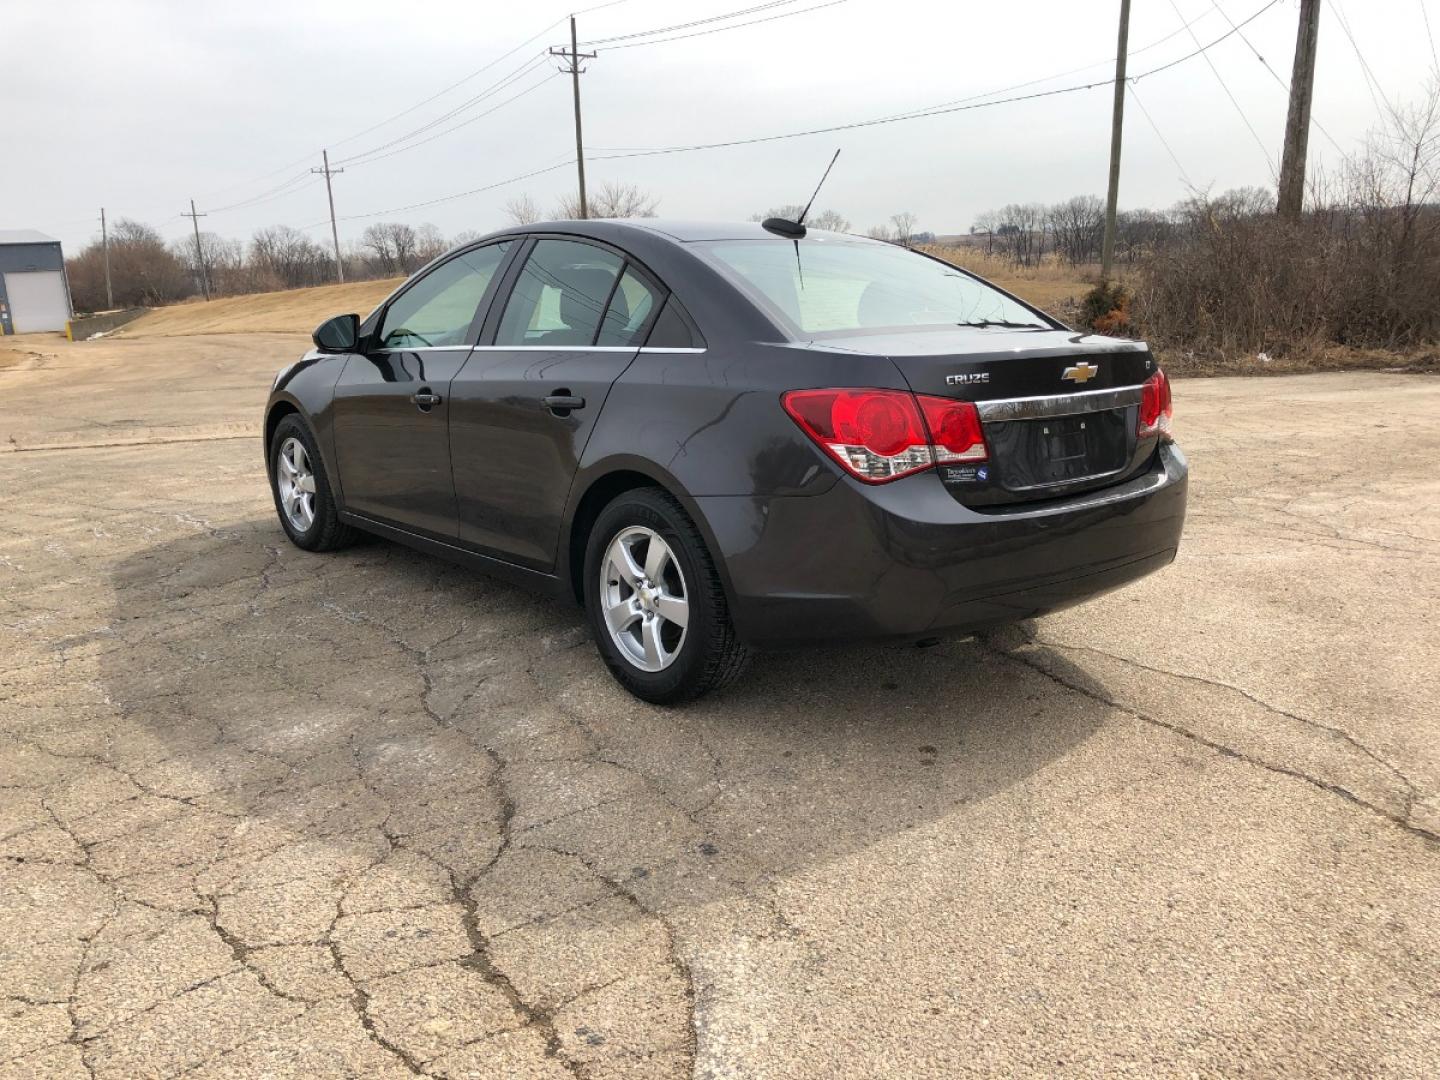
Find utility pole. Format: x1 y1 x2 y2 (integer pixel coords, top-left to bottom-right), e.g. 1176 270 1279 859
1100 0 1131 280
1277 0 1321 218
100 208 113 310
550 17 596 218
313 150 346 283
182 199 210 301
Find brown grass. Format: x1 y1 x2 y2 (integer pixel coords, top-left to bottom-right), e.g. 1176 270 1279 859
1155 343 1440 378
919 245 1102 313
123 278 403 337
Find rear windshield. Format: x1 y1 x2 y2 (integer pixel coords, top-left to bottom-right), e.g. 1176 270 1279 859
693 238 1049 338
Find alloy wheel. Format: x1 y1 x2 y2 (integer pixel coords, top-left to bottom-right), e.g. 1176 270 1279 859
276 436 317 532
600 526 689 672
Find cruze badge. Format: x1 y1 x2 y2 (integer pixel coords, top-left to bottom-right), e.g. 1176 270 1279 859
945 372 990 386
1062 362 1099 384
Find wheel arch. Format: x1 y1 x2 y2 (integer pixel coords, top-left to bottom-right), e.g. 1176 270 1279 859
263 396 302 460
563 458 736 609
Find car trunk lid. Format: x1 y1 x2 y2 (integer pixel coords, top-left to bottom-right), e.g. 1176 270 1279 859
808 328 1163 506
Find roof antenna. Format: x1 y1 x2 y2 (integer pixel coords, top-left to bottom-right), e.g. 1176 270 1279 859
797 148 841 226
762 148 842 239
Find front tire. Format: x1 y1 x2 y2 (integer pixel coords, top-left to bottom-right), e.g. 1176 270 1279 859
583 488 749 704
268 414 358 552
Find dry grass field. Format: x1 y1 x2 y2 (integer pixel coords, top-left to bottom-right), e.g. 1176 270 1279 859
123 277 403 336
922 245 1100 312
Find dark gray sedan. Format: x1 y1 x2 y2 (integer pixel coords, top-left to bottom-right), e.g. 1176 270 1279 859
265 220 1186 702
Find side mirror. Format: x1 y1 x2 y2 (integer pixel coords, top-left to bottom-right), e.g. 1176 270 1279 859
313 313 359 352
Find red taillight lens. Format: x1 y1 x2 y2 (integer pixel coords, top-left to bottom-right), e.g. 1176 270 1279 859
782 388 932 482
781 388 988 483
1138 369 1173 439
915 395 988 463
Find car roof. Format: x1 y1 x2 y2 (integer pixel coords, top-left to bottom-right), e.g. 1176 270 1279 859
512 219 883 245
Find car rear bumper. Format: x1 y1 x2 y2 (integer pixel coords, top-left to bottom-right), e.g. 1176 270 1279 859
697 443 1188 647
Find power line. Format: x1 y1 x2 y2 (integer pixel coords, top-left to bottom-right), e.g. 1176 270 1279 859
578 0 845 51
1422 0 1439 70
1210 0 1346 154
1327 0 1387 116
208 171 317 215
305 157 578 226
339 68 559 170
119 3 635 229
1131 0 1284 81
333 52 553 167
1127 82 1195 187
863 0 1226 128
580 0 808 45
585 0 1285 162
325 0 635 153
329 23 565 152
1165 0 1276 179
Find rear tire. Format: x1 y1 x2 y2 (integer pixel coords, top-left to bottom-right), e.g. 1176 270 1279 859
268 414 358 552
583 488 749 704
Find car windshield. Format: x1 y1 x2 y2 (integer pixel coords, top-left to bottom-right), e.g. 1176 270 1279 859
693 238 1050 338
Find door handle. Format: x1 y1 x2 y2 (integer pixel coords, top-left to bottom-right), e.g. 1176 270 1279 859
542 392 586 414
411 391 442 409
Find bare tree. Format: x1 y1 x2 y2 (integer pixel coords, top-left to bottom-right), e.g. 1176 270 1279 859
972 209 1001 255
555 182 659 219
250 226 331 289
450 230 484 247
170 232 243 295
65 218 191 310
504 194 542 225
999 203 1051 266
414 223 448 265
1047 195 1106 265
360 222 419 276
890 211 919 248
751 205 851 232
866 223 896 242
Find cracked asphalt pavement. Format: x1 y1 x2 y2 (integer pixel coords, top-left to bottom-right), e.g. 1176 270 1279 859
2 333 1438 1078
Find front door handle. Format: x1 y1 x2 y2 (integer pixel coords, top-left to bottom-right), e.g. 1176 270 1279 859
542 392 586 414
411 391 442 410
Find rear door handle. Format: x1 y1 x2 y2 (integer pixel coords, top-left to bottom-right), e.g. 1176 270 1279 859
411 391 442 409
542 393 586 414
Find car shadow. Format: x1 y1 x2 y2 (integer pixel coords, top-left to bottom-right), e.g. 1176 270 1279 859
99 515 1110 926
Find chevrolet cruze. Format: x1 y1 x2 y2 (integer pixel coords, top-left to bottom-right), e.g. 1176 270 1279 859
265 220 1187 703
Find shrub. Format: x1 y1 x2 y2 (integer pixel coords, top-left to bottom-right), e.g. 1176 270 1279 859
1080 280 1131 335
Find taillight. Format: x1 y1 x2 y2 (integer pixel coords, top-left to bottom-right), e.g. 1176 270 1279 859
915 394 988 464
1138 369 1173 439
781 388 988 484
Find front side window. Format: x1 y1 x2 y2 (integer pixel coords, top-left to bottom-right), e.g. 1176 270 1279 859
494 239 626 347
378 242 511 349
693 239 1050 338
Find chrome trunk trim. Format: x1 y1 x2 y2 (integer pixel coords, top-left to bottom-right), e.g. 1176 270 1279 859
976 385 1143 422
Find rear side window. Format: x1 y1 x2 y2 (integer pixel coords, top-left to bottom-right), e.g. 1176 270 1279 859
694 239 1046 337
495 239 624 347
595 267 659 347
644 297 703 349
379 242 510 349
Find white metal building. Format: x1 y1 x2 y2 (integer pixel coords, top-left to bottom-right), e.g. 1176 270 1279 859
0 230 73 335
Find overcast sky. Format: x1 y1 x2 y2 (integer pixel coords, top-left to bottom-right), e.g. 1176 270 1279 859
8 0 1436 256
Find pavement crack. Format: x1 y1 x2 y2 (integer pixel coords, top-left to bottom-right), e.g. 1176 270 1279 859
983 636 1439 848
450 868 586 1079
1028 635 1424 810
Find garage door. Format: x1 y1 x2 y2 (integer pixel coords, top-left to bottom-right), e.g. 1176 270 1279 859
4 271 71 333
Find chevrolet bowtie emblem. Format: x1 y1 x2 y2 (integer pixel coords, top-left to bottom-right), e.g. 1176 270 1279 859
1062 362 1099 384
